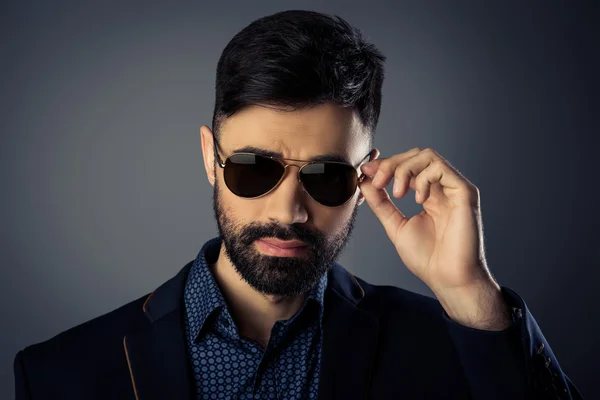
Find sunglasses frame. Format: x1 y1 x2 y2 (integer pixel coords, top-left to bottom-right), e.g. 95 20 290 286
213 139 372 207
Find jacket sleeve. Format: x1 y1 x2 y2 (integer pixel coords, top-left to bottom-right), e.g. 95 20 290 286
442 286 584 400
14 350 33 400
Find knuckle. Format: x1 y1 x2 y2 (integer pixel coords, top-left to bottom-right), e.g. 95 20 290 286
394 169 406 180
459 181 477 197
432 158 445 168
395 163 413 179
464 185 480 206
457 180 470 190
378 159 393 174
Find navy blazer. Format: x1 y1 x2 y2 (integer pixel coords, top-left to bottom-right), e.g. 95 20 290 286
14 260 583 399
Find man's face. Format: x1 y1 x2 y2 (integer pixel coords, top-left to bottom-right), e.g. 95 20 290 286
203 103 372 298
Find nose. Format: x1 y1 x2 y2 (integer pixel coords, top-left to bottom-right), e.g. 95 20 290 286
265 164 309 225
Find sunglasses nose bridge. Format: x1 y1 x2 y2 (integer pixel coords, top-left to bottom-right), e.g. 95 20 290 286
282 163 311 197
282 163 302 178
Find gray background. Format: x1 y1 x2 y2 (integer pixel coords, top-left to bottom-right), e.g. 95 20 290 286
1 0 597 398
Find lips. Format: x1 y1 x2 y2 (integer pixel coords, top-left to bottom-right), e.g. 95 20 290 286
259 238 307 249
255 238 308 257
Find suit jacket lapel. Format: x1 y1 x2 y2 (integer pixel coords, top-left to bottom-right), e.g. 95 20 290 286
318 264 380 400
123 262 194 400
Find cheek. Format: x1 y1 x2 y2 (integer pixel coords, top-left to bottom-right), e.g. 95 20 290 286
311 201 357 234
217 184 267 222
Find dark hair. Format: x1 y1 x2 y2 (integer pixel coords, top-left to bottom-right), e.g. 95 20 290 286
211 10 386 143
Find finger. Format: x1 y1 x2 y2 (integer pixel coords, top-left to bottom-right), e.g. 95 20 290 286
409 158 474 204
358 175 408 242
414 161 444 203
365 147 422 188
359 158 385 176
390 150 437 198
357 149 381 174
391 148 458 198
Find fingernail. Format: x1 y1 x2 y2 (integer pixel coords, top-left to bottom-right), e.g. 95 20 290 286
393 178 400 196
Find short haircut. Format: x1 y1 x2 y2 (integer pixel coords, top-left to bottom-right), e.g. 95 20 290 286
211 10 386 144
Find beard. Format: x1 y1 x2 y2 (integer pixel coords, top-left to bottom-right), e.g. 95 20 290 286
213 178 359 298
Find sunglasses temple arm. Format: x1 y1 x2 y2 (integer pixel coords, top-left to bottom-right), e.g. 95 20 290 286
356 150 374 183
213 140 226 168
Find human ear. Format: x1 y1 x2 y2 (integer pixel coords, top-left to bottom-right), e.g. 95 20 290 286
357 148 380 206
200 125 217 187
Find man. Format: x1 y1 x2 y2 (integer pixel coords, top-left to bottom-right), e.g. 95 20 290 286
14 9 582 400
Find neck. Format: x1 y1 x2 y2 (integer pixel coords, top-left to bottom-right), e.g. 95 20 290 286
210 244 307 348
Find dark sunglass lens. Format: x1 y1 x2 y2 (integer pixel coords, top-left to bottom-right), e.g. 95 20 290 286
300 163 357 207
224 154 284 198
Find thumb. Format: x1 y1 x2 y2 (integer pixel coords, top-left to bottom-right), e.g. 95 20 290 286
359 175 408 242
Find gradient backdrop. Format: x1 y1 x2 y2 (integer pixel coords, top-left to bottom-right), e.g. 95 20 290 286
1 1 597 398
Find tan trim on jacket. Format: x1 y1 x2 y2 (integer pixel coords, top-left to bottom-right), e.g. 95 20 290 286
123 336 140 400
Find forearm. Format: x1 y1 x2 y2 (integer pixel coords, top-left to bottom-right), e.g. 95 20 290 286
434 279 512 331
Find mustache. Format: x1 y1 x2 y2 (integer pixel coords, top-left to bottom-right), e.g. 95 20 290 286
238 222 324 248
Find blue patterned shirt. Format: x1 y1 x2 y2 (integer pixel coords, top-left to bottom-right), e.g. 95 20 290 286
183 237 328 399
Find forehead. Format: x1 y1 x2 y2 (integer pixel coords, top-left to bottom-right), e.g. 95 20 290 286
218 103 370 164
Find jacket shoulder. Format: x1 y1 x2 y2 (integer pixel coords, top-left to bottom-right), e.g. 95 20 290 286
15 293 152 397
17 292 151 370
35 293 149 347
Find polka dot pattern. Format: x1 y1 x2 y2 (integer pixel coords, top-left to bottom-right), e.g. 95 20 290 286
184 237 328 399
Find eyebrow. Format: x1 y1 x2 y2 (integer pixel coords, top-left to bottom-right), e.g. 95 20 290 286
232 145 352 164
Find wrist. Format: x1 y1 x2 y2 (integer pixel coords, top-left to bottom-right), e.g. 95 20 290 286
434 280 512 331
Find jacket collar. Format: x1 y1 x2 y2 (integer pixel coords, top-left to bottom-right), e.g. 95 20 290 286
123 260 194 400
124 246 379 400
142 260 193 323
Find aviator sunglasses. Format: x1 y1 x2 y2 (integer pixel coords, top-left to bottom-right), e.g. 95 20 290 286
213 140 372 207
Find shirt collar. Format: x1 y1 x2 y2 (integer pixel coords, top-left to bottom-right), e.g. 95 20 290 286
305 262 328 318
184 236 329 343
183 237 227 343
